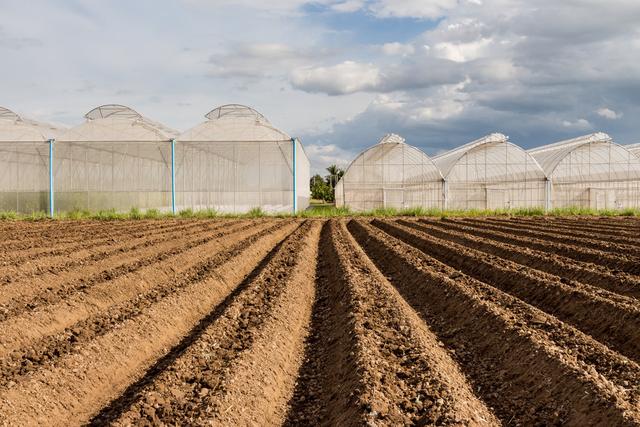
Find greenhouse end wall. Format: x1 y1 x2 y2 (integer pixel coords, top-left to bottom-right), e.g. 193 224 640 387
175 139 308 214
337 136 444 211
0 141 51 213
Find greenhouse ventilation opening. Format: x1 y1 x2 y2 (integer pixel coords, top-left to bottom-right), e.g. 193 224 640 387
176 104 309 213
529 132 640 210
0 106 62 213
335 134 444 211
433 133 547 210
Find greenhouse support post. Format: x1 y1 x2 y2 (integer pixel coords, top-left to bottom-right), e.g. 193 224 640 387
171 139 176 214
442 179 449 210
292 138 297 214
48 139 55 217
545 178 552 212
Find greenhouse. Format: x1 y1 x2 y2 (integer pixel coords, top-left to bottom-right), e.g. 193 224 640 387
433 133 547 210
176 104 309 213
55 104 178 213
628 143 640 158
335 134 443 211
0 106 62 213
529 132 640 209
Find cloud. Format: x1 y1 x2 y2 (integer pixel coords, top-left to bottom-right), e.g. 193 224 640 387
291 61 382 95
380 42 415 56
596 107 622 120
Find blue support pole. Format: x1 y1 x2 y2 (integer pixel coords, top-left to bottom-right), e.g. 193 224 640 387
292 138 297 214
171 139 176 215
49 139 54 217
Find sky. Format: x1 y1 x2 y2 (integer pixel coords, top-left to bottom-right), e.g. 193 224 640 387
1 0 639 174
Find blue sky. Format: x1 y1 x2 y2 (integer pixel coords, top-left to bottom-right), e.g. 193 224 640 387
1 0 639 173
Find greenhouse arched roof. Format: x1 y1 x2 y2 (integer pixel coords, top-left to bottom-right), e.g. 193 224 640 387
528 132 625 177
0 106 63 142
627 143 640 156
432 133 545 179
180 104 290 142
59 104 178 142
340 133 443 183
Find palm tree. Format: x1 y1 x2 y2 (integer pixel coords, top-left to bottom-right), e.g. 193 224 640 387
325 165 344 190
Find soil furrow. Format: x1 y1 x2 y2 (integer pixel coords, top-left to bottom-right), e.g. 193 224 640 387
481 217 640 248
103 221 318 426
0 220 300 426
0 221 291 390
0 219 228 283
349 219 640 426
286 220 499 426
505 217 640 241
374 219 640 363
441 218 640 275
458 217 640 258
546 216 640 232
0 221 268 357
0 220 248 318
414 218 640 299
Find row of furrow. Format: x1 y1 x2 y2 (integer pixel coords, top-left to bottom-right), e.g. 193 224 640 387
542 216 640 232
0 222 212 272
440 218 640 275
458 217 640 258
349 219 640 426
0 220 271 358
0 220 245 313
479 217 640 248
501 217 640 242
96 220 318 426
415 218 640 299
0 219 119 240
0 219 178 254
0 221 291 390
0 220 301 426
373 219 640 364
286 221 498 426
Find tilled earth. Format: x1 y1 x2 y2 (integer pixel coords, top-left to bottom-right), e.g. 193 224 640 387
0 216 639 426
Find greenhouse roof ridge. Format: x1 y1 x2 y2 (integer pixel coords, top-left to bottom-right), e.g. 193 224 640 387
528 132 619 177
627 143 640 152
84 104 143 121
205 104 269 123
0 106 22 122
432 132 511 177
528 132 612 155
378 133 406 144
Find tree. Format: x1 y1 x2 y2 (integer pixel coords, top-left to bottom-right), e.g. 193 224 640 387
325 165 344 190
310 174 331 201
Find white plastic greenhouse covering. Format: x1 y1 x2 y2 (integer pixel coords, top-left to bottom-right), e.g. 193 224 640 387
628 143 640 158
0 107 62 213
335 134 443 211
433 133 547 210
529 133 640 209
55 104 177 212
177 104 309 213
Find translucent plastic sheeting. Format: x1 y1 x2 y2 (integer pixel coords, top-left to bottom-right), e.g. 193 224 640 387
434 134 547 210
175 140 307 213
0 142 50 212
531 134 640 209
336 134 444 211
53 141 172 212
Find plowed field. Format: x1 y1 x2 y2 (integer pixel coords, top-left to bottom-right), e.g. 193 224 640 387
1 217 639 426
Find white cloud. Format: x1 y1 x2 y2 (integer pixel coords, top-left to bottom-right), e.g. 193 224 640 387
369 0 458 19
596 107 622 120
381 42 415 56
433 37 493 62
291 61 382 95
562 118 591 129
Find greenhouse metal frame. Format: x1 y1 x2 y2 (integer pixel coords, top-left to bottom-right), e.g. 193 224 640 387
335 134 444 211
529 133 640 209
433 133 547 210
628 143 640 158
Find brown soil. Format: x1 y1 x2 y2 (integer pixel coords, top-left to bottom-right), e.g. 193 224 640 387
0 217 639 426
